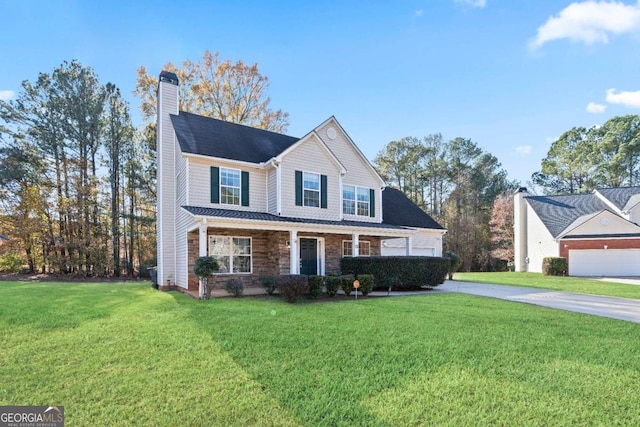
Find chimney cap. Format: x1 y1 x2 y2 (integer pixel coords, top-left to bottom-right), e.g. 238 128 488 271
514 187 528 194
159 70 179 85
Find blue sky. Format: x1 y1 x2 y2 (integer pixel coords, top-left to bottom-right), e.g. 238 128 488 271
2 0 640 185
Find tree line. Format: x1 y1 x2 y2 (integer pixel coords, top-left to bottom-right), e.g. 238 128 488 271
1 51 638 275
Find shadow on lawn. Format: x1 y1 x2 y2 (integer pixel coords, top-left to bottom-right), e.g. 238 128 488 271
170 292 448 426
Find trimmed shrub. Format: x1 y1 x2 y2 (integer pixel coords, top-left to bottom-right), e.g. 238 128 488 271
224 279 244 297
0 253 23 273
443 252 462 280
260 276 278 295
193 256 219 299
277 275 309 303
326 275 341 297
308 275 324 299
357 274 375 296
342 256 450 290
340 274 356 296
542 257 567 276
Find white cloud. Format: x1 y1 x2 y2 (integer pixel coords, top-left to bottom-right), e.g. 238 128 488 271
586 101 607 113
546 136 558 144
606 88 640 107
455 0 487 8
0 90 14 101
414 9 423 17
529 1 640 49
515 145 532 154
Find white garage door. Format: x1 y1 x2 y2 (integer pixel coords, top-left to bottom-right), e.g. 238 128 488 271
569 249 640 276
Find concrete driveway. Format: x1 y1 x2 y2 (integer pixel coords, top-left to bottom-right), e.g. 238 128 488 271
439 281 640 323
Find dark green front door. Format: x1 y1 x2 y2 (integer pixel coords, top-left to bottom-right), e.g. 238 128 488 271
300 238 317 275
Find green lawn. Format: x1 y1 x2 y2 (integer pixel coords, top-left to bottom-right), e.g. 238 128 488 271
1 281 640 426
454 272 640 300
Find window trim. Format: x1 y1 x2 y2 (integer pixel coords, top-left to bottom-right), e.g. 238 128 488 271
303 171 321 207
342 240 371 257
343 185 371 217
208 235 253 274
219 167 242 206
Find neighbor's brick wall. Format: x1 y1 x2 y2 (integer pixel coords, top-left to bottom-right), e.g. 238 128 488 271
559 238 640 259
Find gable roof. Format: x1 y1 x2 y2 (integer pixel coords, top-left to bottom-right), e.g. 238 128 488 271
525 193 609 238
170 111 299 163
382 188 444 229
596 186 640 211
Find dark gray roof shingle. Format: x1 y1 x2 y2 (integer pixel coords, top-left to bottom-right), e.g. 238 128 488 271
382 188 444 229
525 194 608 238
182 206 411 230
596 186 640 210
170 112 299 163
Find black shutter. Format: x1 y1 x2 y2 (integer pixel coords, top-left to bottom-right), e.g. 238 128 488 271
241 171 249 206
295 170 302 206
321 175 328 209
210 166 219 203
369 189 375 217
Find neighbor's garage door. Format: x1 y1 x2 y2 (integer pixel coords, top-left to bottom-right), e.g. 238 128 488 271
569 249 640 276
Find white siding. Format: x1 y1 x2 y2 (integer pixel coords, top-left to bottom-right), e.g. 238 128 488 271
280 135 343 220
629 205 640 225
157 79 178 286
267 167 277 215
188 157 267 212
316 120 383 223
526 204 559 273
174 154 193 288
565 211 640 236
381 231 443 256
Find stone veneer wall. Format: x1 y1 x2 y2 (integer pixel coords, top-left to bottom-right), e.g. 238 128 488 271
187 228 382 290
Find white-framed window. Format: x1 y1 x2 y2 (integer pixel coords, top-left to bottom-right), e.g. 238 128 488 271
304 172 320 207
220 167 241 205
343 185 370 216
342 240 371 257
208 236 252 273
343 185 356 215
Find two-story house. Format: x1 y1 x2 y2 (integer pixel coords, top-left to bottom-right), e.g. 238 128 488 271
156 71 445 294
514 187 640 276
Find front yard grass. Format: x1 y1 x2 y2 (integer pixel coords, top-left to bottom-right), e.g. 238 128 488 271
1 281 639 426
454 271 640 300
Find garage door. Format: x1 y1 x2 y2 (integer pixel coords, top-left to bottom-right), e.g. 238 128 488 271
569 249 640 276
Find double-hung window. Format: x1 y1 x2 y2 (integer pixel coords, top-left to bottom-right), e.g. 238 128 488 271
303 172 320 207
342 185 374 217
208 236 252 273
220 168 241 205
342 240 371 257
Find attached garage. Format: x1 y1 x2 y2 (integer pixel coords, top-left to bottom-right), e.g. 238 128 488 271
569 249 640 276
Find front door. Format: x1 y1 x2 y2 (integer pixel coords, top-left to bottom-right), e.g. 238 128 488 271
299 238 318 275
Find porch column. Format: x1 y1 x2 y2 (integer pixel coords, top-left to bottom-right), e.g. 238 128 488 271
289 230 298 274
198 221 207 298
405 236 413 256
352 233 359 257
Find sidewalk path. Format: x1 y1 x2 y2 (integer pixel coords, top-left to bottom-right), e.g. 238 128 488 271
439 281 640 323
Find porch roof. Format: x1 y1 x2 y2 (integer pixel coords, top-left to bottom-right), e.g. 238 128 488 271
182 206 412 232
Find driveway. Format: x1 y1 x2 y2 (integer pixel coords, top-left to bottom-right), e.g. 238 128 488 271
439 281 640 323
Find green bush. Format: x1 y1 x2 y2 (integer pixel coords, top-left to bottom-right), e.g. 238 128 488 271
193 256 219 299
443 252 462 280
325 275 341 297
308 275 324 299
542 257 567 276
0 253 23 273
224 279 244 297
340 274 355 296
277 275 309 303
260 276 278 295
357 274 375 296
341 256 450 290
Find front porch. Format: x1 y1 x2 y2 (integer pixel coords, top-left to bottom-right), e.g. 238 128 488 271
186 226 386 292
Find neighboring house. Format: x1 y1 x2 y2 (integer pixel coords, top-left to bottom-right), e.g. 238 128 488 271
156 71 445 294
514 187 640 276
